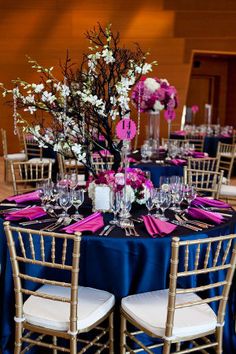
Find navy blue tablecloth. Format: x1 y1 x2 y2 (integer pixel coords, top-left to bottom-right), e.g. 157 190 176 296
135 162 184 187
170 134 233 157
0 210 236 353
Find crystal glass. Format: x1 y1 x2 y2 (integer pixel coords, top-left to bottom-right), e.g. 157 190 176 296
110 192 121 225
152 189 161 217
71 189 84 219
58 191 73 217
184 185 197 210
159 192 171 221
159 176 170 192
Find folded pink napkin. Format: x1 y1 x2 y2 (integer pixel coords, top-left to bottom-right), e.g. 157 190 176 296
92 150 112 158
191 151 206 158
192 197 230 209
169 159 186 166
6 191 40 204
174 130 186 136
128 157 137 163
5 206 47 221
142 215 176 238
187 207 224 225
63 212 104 234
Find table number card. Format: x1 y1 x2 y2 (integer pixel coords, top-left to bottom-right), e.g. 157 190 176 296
93 185 112 212
116 118 137 141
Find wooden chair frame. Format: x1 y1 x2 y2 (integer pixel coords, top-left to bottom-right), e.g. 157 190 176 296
10 160 52 195
187 157 219 172
4 222 114 354
121 234 236 354
57 154 86 177
184 167 223 199
161 138 189 148
186 135 204 152
216 142 236 181
91 155 114 175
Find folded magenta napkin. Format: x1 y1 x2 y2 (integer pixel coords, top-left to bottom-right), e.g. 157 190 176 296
190 151 207 158
128 157 137 163
142 215 176 238
92 150 112 158
187 207 224 225
6 191 40 204
192 196 230 209
169 159 186 166
174 130 186 136
63 212 104 234
5 206 47 221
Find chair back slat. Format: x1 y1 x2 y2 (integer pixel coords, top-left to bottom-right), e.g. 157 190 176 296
91 155 114 175
4 222 81 334
1 128 8 157
216 142 236 180
10 161 52 195
188 157 218 172
184 167 223 199
165 235 236 338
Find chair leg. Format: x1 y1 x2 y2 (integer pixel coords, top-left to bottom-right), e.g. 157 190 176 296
109 312 114 354
163 339 171 354
14 322 22 354
70 335 77 354
120 313 127 354
215 327 223 354
53 336 57 354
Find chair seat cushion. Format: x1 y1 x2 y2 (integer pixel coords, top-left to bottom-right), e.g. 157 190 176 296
23 285 115 332
28 158 55 164
6 153 27 161
121 289 217 340
220 184 236 197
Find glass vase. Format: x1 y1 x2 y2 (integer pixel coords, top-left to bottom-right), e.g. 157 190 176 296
147 110 160 158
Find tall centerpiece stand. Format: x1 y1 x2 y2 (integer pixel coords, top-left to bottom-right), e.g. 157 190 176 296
147 110 160 159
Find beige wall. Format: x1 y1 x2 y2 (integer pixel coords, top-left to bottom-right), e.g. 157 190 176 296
1 0 236 153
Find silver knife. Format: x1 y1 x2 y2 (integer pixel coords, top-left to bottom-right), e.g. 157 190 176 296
104 225 115 236
99 225 110 236
19 218 57 226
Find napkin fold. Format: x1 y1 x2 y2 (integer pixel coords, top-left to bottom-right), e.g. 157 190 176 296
4 206 47 221
6 191 40 204
92 150 112 158
63 212 104 234
190 151 207 158
187 207 224 225
174 130 186 136
142 215 176 238
192 196 230 209
169 159 186 166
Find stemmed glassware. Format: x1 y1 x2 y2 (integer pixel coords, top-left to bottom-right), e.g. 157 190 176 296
152 189 162 217
184 185 197 211
58 191 73 217
110 192 121 225
159 191 171 221
145 188 155 215
71 189 84 219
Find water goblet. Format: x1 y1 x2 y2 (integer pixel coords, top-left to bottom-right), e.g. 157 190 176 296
184 185 197 211
58 191 73 217
110 192 121 225
159 192 171 221
71 189 84 219
152 189 162 217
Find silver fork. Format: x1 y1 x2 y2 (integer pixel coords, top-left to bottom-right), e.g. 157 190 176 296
126 220 139 237
41 217 64 231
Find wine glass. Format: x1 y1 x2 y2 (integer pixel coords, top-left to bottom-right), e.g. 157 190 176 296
152 189 162 217
159 192 171 221
71 189 84 219
110 192 121 225
184 185 197 211
58 191 73 217
159 176 170 192
145 188 155 215
141 144 149 162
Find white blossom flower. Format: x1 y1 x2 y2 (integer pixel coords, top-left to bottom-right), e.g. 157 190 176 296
41 91 56 104
23 94 35 105
32 83 44 93
24 106 37 114
101 48 115 64
61 84 70 97
141 63 153 74
153 100 164 111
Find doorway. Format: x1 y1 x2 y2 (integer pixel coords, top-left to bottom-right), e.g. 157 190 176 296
186 50 236 128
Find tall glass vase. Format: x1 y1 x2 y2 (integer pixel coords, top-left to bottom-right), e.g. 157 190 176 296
147 110 160 158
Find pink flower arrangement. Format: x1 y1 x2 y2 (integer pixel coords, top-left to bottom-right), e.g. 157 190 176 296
131 76 178 121
88 167 153 204
191 105 199 114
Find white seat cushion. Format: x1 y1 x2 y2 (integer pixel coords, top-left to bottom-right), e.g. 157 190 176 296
122 289 217 340
220 184 236 197
65 159 83 167
6 153 27 161
28 158 55 164
23 285 115 332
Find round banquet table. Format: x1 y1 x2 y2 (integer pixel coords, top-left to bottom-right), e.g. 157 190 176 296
0 202 236 353
170 133 233 157
134 161 184 187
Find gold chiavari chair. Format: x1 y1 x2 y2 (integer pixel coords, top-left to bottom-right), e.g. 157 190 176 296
10 160 52 195
1 128 27 182
186 135 204 152
23 134 55 164
216 143 236 202
4 222 115 354
57 154 86 186
187 157 219 172
91 154 114 175
121 234 236 354
184 166 223 199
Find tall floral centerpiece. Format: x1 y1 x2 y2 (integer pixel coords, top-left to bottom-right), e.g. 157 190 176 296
0 24 157 175
131 76 178 155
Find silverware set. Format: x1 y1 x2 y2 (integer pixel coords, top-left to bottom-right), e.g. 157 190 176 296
120 220 139 236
